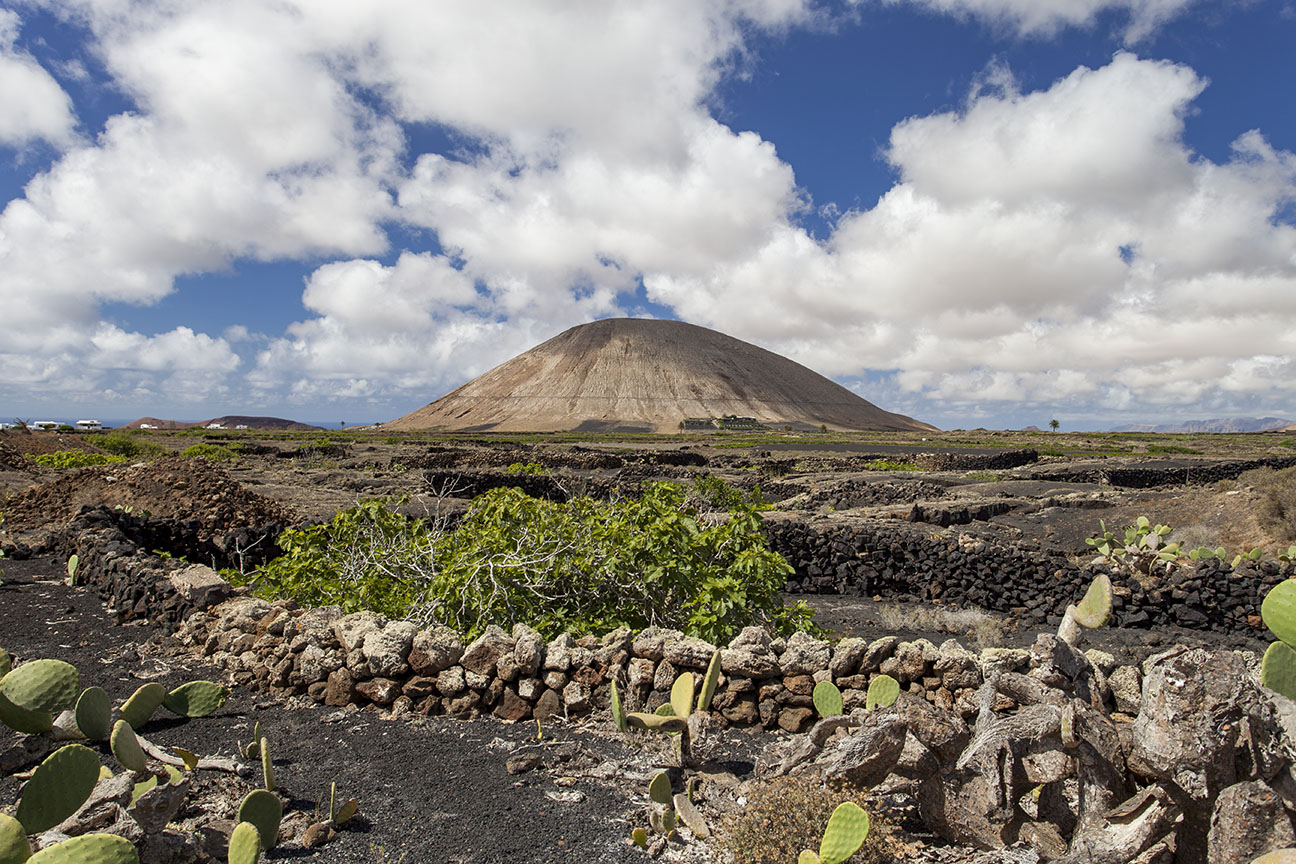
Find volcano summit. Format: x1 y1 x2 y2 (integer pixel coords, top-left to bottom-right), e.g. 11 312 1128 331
389 319 934 433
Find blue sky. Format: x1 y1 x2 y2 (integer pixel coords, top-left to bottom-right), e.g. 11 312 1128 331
1 1 1294 431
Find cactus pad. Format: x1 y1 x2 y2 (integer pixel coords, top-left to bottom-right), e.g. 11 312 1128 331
670 673 695 721
798 852 822 864
74 687 111 741
813 680 843 717
110 720 147 773
17 744 102 835
119 683 165 729
161 681 228 718
260 737 274 792
0 649 10 680
238 789 282 851
648 771 672 805
819 801 870 864
631 827 648 849
0 692 52 735
227 821 261 864
26 834 140 864
0 659 80 714
609 680 627 733
626 712 688 733
1263 641 1296 702
1252 851 1296 864
696 650 722 713
1263 579 1296 646
332 798 358 826
866 675 900 711
66 555 78 583
0 814 30 864
673 792 708 839
1072 573 1113 629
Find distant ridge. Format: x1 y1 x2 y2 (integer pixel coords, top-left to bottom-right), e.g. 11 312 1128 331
1108 417 1293 434
122 415 322 431
389 318 936 433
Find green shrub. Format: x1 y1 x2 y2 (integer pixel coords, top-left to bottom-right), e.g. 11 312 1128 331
243 483 813 643
691 474 770 511
505 461 549 475
715 774 895 864
31 451 127 469
95 431 165 459
181 443 241 462
863 459 919 472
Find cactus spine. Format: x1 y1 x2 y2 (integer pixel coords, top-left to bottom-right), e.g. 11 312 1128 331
161 681 228 718
16 744 101 834
865 675 900 711
813 680 843 717
26 834 140 864
0 814 30 864
74 686 111 741
238 789 282 851
0 659 80 714
227 821 262 864
119 682 165 729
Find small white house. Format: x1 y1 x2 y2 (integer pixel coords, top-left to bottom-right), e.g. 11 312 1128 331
75 419 102 430
205 423 225 430
139 423 156 429
32 421 59 431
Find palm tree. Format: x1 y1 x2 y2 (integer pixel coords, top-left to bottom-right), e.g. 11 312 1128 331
1049 419 1060 433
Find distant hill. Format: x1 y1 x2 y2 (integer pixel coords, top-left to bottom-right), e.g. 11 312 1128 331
1109 417 1293 434
122 415 322 431
389 318 936 433
1020 425 1044 432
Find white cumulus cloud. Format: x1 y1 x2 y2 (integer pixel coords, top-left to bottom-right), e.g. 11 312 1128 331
0 10 77 148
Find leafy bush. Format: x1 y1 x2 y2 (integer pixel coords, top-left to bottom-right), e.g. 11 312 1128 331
31 450 126 469
690 474 770 511
505 461 549 475
181 442 242 462
715 774 895 864
95 431 165 458
863 459 919 472
242 483 813 643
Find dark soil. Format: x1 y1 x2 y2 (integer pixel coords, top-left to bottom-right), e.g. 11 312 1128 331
0 557 644 864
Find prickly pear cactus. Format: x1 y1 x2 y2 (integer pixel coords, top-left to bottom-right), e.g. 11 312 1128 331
1072 573 1113 629
1262 641 1296 702
0 691 53 735
1252 850 1296 864
0 648 10 680
695 650 722 713
16 743 101 834
119 682 165 729
609 680 627 733
626 712 687 733
798 851 821 864
817 801 870 864
672 792 708 839
0 813 31 864
813 680 843 718
66 555 78 584
74 686 111 741
332 798 358 826
26 834 140 864
631 827 648 849
260 737 274 792
670 673 695 721
1263 579 1296 646
865 675 900 711
110 720 147 773
161 681 228 718
238 789 282 851
648 771 672 805
0 659 80 714
227 821 262 864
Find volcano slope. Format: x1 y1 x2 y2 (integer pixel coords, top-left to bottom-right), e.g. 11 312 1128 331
387 318 934 434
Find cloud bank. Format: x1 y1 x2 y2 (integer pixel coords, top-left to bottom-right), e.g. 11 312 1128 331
0 0 1292 426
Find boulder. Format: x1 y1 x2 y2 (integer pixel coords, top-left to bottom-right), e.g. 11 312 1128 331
361 620 417 678
460 626 515 677
1207 781 1296 864
408 626 464 675
332 611 386 653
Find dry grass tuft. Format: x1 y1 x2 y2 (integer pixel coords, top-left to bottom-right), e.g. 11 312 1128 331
715 774 898 864
875 603 1007 649
1240 466 1296 542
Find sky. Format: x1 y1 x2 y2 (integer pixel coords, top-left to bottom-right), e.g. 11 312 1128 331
1 0 1294 431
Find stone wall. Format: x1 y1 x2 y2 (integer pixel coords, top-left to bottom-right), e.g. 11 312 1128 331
1028 455 1296 488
